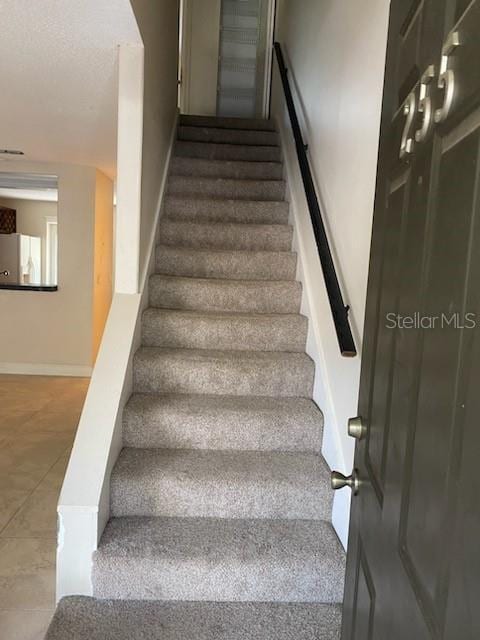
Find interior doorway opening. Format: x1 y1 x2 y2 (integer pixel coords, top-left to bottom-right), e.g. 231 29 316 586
178 0 276 119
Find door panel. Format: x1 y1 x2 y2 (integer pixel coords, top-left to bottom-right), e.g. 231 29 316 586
342 1 480 638
351 539 376 640
180 0 222 116
366 179 408 501
400 130 479 626
217 0 271 117
397 0 424 105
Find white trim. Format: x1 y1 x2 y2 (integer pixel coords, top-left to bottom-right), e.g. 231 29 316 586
139 110 178 290
57 291 141 599
45 216 58 286
263 0 277 118
0 362 91 377
178 0 192 114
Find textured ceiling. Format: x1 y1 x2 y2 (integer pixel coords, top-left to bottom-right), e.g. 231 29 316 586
0 1 142 178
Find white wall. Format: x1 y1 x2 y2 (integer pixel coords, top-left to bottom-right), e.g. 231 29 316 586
92 170 114 361
130 0 180 283
0 159 114 375
181 0 221 116
273 0 390 546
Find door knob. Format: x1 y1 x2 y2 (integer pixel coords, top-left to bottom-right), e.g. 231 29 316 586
348 416 366 440
331 469 361 495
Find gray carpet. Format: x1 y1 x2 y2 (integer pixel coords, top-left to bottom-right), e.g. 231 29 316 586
92 517 345 602
122 394 324 451
155 246 297 280
46 114 344 638
46 598 342 640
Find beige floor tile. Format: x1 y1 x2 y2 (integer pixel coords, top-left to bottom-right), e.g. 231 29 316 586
0 432 72 491
0 411 37 435
0 394 53 415
0 375 88 618
0 489 30 532
1 488 59 539
20 409 81 435
35 454 70 493
0 538 55 609
0 609 53 640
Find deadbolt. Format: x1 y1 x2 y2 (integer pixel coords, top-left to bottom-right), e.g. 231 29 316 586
331 469 361 495
348 416 366 440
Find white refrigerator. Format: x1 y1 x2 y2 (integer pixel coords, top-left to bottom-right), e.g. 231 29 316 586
0 233 42 285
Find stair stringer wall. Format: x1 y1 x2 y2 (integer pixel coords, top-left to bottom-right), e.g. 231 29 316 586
56 113 178 601
271 64 360 549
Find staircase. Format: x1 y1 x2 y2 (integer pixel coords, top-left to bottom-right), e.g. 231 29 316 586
46 115 345 639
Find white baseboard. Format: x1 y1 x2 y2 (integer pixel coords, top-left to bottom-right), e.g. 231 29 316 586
139 109 179 291
0 362 92 377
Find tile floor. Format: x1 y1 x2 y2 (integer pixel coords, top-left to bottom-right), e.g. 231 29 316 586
0 375 89 640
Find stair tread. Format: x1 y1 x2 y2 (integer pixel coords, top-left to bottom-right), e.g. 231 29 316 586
157 246 294 258
171 157 283 180
164 195 290 225
143 307 305 320
114 447 330 478
167 175 286 202
179 113 278 131
142 307 307 352
178 126 279 147
96 515 343 562
159 219 293 252
149 275 302 314
174 140 282 161
169 175 285 187
111 448 332 520
126 392 321 417
161 219 291 232
93 516 345 602
123 393 323 452
47 597 342 640
134 347 314 397
135 346 313 365
171 156 282 166
150 272 301 290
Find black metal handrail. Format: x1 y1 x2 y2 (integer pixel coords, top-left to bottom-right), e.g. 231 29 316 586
274 42 356 357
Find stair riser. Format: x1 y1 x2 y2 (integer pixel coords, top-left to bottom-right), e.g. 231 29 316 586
155 247 297 281
167 176 285 202
174 141 282 162
123 397 323 451
179 114 277 131
159 221 292 252
93 560 343 603
178 126 279 146
110 472 331 522
142 311 307 352
171 157 283 180
165 196 289 225
149 277 302 314
133 353 314 397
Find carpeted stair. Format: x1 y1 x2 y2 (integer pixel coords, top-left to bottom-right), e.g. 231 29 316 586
46 114 345 639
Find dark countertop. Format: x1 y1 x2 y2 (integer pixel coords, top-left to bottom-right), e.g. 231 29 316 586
0 283 58 292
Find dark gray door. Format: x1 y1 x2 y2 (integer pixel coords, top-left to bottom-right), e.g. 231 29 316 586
341 1 480 638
